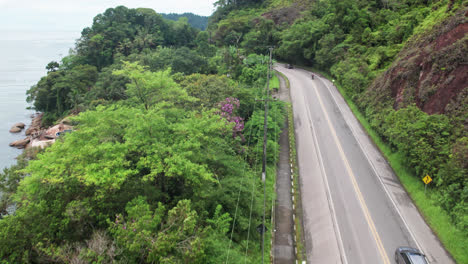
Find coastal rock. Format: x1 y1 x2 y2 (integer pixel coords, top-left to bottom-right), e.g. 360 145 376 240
9 138 30 149
31 139 55 149
9 126 22 133
25 127 36 136
44 134 56 140
13 122 25 128
45 124 73 138
9 122 26 133
11 113 74 151
26 113 43 136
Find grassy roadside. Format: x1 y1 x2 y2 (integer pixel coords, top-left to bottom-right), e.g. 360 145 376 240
270 74 280 92
275 70 306 262
298 66 467 264
275 71 289 90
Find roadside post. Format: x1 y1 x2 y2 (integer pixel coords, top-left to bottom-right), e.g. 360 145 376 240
422 174 432 194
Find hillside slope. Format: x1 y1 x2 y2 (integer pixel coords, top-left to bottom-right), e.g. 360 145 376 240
362 8 467 118
162 12 209 30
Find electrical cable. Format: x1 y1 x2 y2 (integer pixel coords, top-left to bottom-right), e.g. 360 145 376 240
243 79 269 263
261 47 273 264
225 86 261 264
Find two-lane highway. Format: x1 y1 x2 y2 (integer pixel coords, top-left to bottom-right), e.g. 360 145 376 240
275 65 454 264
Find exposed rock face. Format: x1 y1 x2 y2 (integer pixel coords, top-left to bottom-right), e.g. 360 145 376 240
261 4 304 26
31 139 55 149
9 138 30 149
362 7 468 117
45 124 73 138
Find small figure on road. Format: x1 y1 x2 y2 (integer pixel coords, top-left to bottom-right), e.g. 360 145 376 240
311 74 315 80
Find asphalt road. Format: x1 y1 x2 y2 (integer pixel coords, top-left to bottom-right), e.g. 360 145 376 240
275 65 454 264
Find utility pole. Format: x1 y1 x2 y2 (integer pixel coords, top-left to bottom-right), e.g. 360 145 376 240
262 46 273 264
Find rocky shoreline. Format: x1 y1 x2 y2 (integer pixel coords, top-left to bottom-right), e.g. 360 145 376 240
9 113 73 149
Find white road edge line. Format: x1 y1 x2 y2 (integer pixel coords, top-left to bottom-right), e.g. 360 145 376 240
317 76 424 254
301 81 349 264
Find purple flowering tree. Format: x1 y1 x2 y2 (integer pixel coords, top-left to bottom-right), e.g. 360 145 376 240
218 97 245 141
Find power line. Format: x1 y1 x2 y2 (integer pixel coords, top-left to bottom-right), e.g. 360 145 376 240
245 52 272 262
225 85 261 264
272 76 280 263
244 122 262 263
228 47 274 264
261 46 274 264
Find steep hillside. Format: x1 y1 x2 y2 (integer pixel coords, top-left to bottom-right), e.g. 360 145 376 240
162 12 209 30
362 8 467 118
260 2 307 25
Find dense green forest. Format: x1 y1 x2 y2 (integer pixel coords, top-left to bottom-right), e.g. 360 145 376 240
162 13 209 30
0 5 283 263
208 0 467 261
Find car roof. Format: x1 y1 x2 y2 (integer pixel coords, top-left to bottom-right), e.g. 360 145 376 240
396 247 427 264
406 252 427 264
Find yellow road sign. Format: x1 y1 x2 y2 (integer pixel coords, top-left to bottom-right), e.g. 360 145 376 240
423 175 432 185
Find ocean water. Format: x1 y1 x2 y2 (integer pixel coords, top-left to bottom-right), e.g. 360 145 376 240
0 30 79 171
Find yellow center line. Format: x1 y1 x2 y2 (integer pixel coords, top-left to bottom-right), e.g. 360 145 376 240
311 82 391 264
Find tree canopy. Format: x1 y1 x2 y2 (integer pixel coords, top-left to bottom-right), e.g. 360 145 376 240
3 10 284 261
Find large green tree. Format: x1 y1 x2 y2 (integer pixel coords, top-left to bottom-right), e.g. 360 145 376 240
0 101 263 262
113 61 193 110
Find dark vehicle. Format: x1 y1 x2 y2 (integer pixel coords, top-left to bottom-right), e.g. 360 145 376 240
286 64 293 69
395 247 428 264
